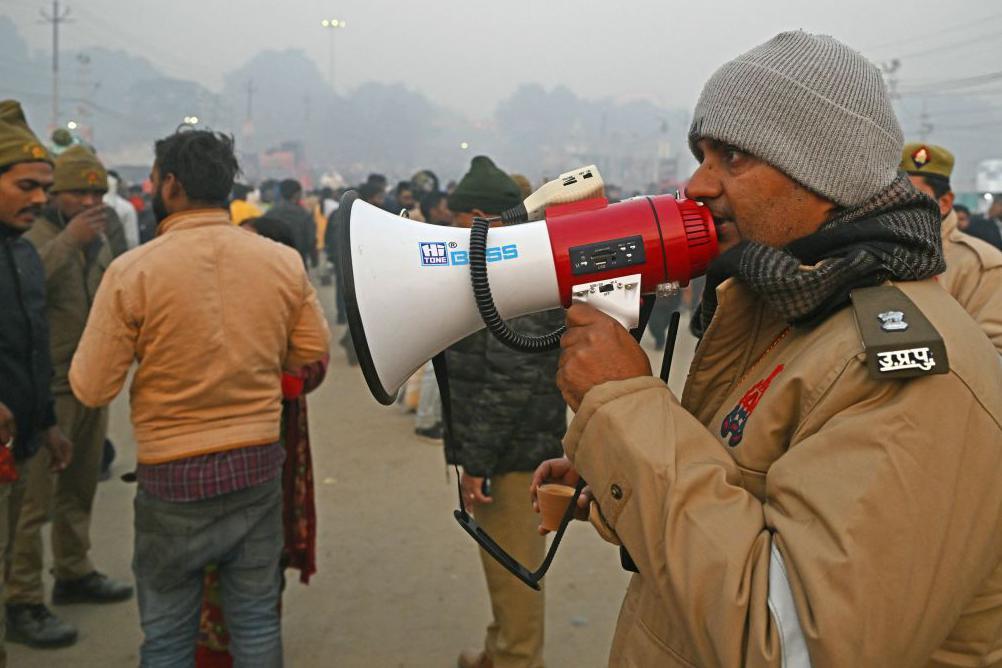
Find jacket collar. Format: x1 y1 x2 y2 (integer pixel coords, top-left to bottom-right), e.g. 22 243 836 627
682 278 788 423
0 222 25 240
941 209 958 241
157 208 230 237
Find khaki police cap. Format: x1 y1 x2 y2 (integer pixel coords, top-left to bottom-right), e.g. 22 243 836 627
900 143 954 180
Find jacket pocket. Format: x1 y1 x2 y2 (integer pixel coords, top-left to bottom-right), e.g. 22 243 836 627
629 614 698 668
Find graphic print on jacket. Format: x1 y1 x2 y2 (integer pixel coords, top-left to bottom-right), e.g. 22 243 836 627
720 364 784 447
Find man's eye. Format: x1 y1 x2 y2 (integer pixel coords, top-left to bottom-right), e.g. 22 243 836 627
723 146 745 164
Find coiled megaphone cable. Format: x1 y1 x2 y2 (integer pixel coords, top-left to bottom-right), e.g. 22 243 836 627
468 216 566 352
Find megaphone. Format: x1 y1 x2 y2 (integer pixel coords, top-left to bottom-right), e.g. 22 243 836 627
336 191 717 405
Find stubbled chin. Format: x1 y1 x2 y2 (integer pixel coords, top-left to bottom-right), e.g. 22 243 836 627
714 221 742 253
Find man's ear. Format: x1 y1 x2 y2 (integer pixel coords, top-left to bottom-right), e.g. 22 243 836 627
940 191 955 218
163 173 184 202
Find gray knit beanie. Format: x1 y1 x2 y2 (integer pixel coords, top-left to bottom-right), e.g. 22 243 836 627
689 31 903 207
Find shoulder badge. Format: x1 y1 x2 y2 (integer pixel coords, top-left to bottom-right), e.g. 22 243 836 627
851 285 949 380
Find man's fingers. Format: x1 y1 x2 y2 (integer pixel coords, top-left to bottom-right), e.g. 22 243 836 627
566 302 607 327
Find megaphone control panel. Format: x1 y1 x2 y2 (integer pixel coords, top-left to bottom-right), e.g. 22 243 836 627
569 236 646 276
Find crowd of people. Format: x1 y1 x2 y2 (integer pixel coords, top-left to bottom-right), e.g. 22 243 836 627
0 27 1001 668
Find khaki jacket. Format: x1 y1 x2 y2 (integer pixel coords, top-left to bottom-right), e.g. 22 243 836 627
23 210 112 395
69 209 330 464
567 278 1002 667
939 209 1002 353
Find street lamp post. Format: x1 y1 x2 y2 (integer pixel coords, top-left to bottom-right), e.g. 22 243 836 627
320 18 346 92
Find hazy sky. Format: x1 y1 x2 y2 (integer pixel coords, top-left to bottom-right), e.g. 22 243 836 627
2 0 1000 120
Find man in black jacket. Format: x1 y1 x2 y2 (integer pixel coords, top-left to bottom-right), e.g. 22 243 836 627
0 100 72 661
267 179 316 267
446 157 565 668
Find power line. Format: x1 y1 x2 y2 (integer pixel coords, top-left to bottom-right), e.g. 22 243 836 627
899 70 1002 94
890 28 1002 61
862 11 1002 52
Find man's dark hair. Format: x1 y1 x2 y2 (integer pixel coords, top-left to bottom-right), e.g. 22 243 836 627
396 180 413 196
954 204 970 216
231 182 253 200
366 173 387 187
279 178 302 202
918 173 952 200
154 130 239 205
320 186 334 200
108 169 121 180
420 191 447 222
241 216 296 250
358 182 383 203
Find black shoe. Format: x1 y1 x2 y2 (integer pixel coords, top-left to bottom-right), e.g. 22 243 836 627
6 603 78 648
415 423 443 440
52 571 134 605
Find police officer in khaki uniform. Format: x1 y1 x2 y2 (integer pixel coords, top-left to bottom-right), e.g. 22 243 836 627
901 142 1002 352
7 146 132 650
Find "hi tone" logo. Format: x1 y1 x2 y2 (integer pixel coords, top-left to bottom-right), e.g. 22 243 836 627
419 242 449 266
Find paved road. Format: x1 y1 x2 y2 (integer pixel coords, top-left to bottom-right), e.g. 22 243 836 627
12 279 698 667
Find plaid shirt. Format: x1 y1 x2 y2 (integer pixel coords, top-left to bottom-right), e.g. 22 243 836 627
137 441 285 503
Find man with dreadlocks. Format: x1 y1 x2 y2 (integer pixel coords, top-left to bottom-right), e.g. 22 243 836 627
533 32 1002 666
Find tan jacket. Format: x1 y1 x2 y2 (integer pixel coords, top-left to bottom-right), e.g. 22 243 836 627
23 210 112 395
567 278 1002 667
69 209 330 464
939 209 1002 353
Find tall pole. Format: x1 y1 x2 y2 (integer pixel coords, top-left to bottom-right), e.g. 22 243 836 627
245 79 255 123
40 1 71 131
320 18 345 93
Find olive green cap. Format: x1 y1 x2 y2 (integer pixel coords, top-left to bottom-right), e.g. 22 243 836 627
51 145 108 194
0 100 52 170
900 143 954 180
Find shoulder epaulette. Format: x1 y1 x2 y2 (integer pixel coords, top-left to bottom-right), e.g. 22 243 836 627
850 285 949 380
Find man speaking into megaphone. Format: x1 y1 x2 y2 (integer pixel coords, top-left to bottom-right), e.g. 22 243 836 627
533 31 1002 667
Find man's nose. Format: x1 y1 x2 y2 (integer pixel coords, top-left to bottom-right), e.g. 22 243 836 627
684 162 721 202
83 192 102 207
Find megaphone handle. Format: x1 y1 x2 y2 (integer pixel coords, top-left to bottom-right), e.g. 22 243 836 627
571 274 643 330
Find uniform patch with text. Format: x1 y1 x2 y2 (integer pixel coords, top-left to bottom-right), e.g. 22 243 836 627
720 364 784 447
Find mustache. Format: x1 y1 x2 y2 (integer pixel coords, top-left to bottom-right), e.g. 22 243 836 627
17 204 42 217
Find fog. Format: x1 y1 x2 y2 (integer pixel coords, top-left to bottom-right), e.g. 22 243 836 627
1 0 1000 191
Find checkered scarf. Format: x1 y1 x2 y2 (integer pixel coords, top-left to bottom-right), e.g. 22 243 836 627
697 173 944 333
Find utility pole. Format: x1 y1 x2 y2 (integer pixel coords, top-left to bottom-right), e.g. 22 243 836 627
919 98 934 141
40 1 72 131
245 79 256 123
881 59 901 100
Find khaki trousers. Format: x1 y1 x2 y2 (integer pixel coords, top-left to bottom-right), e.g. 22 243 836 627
0 459 28 668
8 394 107 604
474 471 546 668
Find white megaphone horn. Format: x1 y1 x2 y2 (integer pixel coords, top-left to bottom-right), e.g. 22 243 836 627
336 180 718 406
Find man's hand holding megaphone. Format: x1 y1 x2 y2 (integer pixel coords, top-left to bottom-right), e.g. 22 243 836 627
557 303 653 412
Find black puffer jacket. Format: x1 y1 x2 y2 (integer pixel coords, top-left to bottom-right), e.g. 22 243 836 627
0 224 55 459
445 309 566 477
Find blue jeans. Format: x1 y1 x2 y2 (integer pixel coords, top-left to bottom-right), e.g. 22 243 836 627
133 477 283 668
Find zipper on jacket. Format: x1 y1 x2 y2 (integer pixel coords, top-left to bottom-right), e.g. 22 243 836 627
4 238 42 433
